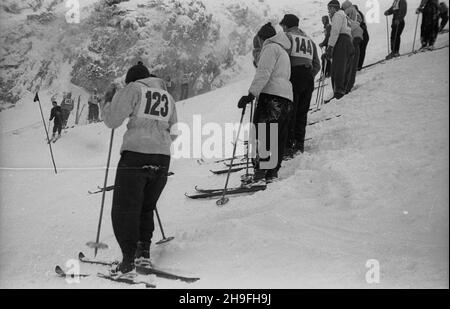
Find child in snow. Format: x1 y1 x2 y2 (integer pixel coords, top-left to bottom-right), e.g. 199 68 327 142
238 22 293 183
49 100 63 140
100 61 178 277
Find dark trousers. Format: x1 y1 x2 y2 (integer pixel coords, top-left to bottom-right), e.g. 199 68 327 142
253 93 292 172
391 19 405 54
180 84 189 100
61 110 71 128
112 151 170 262
331 34 354 96
421 15 440 47
346 37 362 92
288 66 315 150
88 104 99 122
358 27 370 70
52 121 62 135
321 55 331 77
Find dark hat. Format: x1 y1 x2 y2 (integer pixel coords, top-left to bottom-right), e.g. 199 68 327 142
257 22 276 41
328 0 341 9
279 14 299 28
125 61 151 84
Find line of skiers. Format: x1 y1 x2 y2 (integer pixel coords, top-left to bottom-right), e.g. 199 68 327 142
92 0 449 279
385 0 448 60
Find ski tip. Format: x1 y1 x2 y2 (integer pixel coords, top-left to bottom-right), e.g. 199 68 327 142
55 265 65 276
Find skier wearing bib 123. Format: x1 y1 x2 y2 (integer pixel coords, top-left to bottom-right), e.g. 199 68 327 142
100 61 178 277
280 14 320 155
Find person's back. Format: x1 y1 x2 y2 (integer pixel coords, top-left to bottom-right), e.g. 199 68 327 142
102 76 177 155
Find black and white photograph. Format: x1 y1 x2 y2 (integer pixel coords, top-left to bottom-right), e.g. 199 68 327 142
0 0 448 291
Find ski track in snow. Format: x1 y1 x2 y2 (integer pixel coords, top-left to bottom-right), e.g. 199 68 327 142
0 0 449 289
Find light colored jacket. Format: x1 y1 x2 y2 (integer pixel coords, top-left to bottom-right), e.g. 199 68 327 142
249 31 293 102
328 10 352 47
101 77 178 156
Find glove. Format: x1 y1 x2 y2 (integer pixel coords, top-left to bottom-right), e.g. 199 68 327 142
325 46 334 60
237 93 255 109
416 8 422 14
384 10 389 16
319 42 324 48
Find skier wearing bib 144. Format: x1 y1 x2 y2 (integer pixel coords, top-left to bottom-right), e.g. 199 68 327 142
280 14 320 155
100 61 178 277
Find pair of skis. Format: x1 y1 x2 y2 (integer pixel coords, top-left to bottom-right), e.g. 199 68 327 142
55 252 200 288
185 183 267 199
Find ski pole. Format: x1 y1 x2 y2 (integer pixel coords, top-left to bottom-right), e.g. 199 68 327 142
87 129 114 257
318 60 328 110
35 93 57 174
244 99 254 178
154 207 175 245
217 103 248 206
412 13 420 53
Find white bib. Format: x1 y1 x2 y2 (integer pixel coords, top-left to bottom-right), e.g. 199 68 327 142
137 86 172 122
290 34 314 60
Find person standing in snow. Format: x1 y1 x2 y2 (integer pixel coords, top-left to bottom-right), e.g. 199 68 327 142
439 2 449 32
60 92 74 128
325 0 354 101
280 14 320 155
342 1 364 93
384 0 408 59
353 5 370 70
100 61 178 277
319 15 332 78
88 89 101 123
416 0 440 50
238 22 293 183
49 100 63 140
180 72 190 100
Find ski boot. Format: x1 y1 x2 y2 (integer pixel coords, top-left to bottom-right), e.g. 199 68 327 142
109 258 136 279
135 241 153 268
246 169 266 187
265 169 278 183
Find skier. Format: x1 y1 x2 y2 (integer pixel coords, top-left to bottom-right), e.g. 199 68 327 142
416 0 440 50
280 14 320 155
49 100 63 141
180 73 190 100
439 2 449 32
318 15 332 79
60 92 74 128
238 22 293 182
88 89 101 123
325 0 354 101
384 0 408 59
99 61 178 277
342 1 364 93
353 5 370 70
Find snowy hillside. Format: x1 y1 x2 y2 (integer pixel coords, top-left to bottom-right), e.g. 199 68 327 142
0 0 448 289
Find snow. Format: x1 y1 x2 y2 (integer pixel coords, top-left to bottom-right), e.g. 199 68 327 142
0 0 448 289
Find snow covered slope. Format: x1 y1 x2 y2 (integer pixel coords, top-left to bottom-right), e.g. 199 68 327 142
0 36 448 288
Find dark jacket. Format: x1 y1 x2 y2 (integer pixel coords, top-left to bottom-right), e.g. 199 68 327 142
320 24 332 48
385 0 408 22
50 106 63 124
